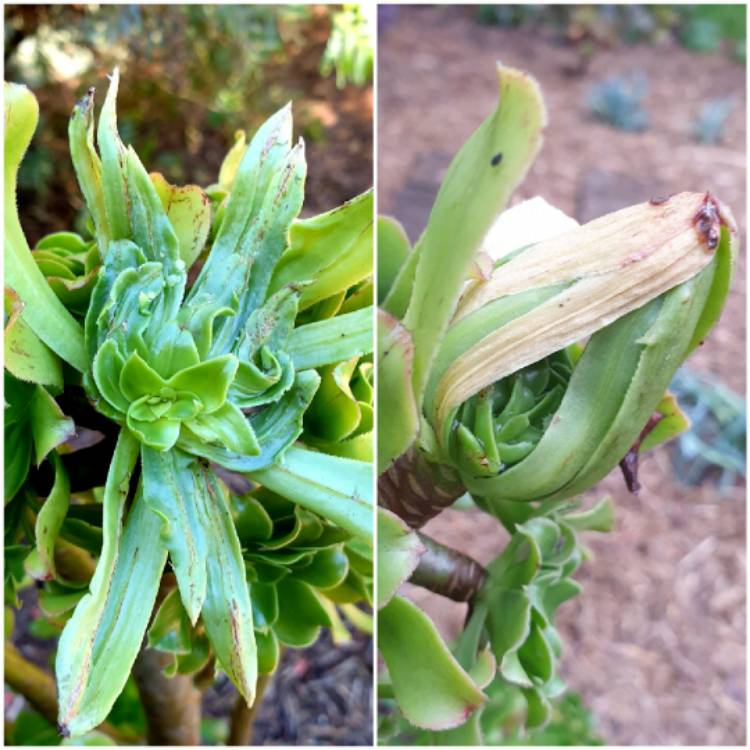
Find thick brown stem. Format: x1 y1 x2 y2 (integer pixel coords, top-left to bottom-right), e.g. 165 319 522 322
227 672 272 745
409 534 487 603
378 447 465 528
131 574 201 746
4 641 131 743
131 648 201 745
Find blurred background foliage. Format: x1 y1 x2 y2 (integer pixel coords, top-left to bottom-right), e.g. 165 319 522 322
4 3 373 244
475 4 746 61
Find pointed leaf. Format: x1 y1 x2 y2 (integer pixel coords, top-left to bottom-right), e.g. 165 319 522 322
196 466 257 705
141 447 209 624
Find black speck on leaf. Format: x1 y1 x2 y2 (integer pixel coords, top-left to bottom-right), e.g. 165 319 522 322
490 153 503 167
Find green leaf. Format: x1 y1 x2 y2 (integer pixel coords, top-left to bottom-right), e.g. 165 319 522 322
234 495 274 543
5 82 87 372
148 588 192 655
55 430 138 732
168 355 238 412
305 358 363 441
485 588 532 676
248 581 278 629
377 215 410 303
26 453 70 582
401 63 546 408
217 130 247 190
56 481 168 737
256 628 280 675
189 103 306 353
30 387 76 467
141 447 209 624
433 709 484 745
289 306 373 370
274 577 331 646
251 446 372 543
179 370 319 472
293 546 350 589
376 508 424 609
377 310 419 472
69 87 110 251
688 216 737 352
563 497 615 533
187 401 259 456
97 68 130 241
150 173 210 270
38 583 86 617
522 686 552 729
195 465 257 705
269 189 373 310
4 289 63 387
379 595 486 730
639 391 690 453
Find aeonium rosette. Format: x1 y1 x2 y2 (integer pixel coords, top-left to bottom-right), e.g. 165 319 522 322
6 68 373 739
80 71 303 458
423 191 737 524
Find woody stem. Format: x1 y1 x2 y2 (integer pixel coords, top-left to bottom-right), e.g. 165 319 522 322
409 534 487 603
378 447 465 529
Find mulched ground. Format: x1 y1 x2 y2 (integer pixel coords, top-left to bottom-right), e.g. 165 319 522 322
379 6 745 745
202 629 373 746
250 630 373 745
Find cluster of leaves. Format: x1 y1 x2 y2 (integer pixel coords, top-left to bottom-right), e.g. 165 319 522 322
379 500 614 743
381 682 604 746
5 70 373 741
320 4 374 88
376 60 737 744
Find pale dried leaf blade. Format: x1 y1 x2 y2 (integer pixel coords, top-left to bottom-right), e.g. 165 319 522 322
435 192 736 431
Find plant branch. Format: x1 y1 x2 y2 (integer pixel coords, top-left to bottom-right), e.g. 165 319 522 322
4 641 132 743
408 533 487 603
378 447 465 529
131 647 201 745
131 573 201 746
227 672 272 745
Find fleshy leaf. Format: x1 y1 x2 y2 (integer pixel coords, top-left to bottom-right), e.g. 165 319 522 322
30 387 76 467
251 446 372 543
376 507 424 609
141 447 209 624
148 588 192 655
195 465 257 705
269 189 373 310
379 595 486 730
150 173 210 270
56 429 167 736
5 82 87 371
377 310 419 473
288 306 373 370
401 62 546 407
4 288 63 387
377 215 410 303
25 453 70 581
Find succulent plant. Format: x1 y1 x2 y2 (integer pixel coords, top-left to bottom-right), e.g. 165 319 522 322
376 62 737 742
5 69 373 739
